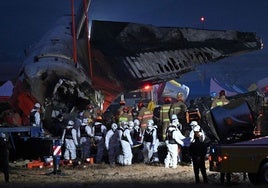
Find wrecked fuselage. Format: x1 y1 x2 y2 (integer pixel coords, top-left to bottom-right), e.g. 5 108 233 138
9 3 263 127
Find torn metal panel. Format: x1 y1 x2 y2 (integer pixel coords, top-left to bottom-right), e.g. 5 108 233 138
90 20 262 91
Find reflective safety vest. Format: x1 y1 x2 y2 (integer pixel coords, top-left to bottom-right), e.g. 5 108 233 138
169 101 187 122
119 113 129 123
159 104 171 123
138 107 153 126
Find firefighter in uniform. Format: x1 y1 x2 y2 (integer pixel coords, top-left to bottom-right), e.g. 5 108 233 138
211 90 230 109
115 100 126 122
210 90 231 184
61 120 79 161
159 97 172 141
0 132 9 183
77 118 94 165
118 106 133 123
169 92 188 135
137 102 153 132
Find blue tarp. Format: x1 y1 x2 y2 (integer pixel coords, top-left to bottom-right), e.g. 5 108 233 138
0 80 13 97
210 78 247 97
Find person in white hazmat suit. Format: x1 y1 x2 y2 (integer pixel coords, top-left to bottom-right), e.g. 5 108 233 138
118 122 133 166
77 118 94 164
141 119 159 164
105 123 121 166
189 121 206 142
164 121 185 168
92 120 107 164
61 120 79 161
170 114 186 163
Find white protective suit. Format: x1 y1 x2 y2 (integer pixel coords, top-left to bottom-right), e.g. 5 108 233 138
105 123 121 165
164 125 185 168
61 121 79 160
141 123 159 164
118 124 133 165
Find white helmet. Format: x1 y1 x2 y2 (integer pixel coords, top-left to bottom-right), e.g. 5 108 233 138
133 119 140 126
68 120 74 126
190 121 198 127
171 114 178 120
147 119 154 127
128 121 134 129
82 118 87 124
123 121 129 129
193 125 201 132
111 123 118 131
34 103 41 108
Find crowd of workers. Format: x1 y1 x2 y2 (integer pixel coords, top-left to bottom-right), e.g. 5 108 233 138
57 90 228 184
0 90 230 184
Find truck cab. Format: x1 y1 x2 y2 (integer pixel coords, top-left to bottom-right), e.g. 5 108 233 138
206 92 268 184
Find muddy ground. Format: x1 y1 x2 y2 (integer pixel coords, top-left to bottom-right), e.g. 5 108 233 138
0 161 266 188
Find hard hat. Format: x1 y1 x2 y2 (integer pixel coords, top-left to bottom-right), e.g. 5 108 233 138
123 121 129 129
82 118 88 124
177 92 183 98
78 112 84 118
147 119 154 127
210 91 217 98
68 120 74 126
94 122 102 126
171 114 178 120
111 123 118 130
34 103 41 108
193 125 201 132
190 121 198 127
133 119 140 126
128 121 134 128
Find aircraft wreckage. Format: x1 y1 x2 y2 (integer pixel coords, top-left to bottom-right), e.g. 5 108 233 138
8 1 263 125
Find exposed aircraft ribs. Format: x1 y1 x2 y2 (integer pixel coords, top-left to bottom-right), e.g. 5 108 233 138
90 20 262 91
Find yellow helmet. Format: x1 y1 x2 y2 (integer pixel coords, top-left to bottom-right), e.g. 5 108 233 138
177 92 183 98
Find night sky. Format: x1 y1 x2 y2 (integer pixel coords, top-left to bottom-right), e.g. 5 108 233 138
0 0 267 95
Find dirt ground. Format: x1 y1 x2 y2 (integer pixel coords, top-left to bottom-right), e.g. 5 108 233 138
1 161 266 188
